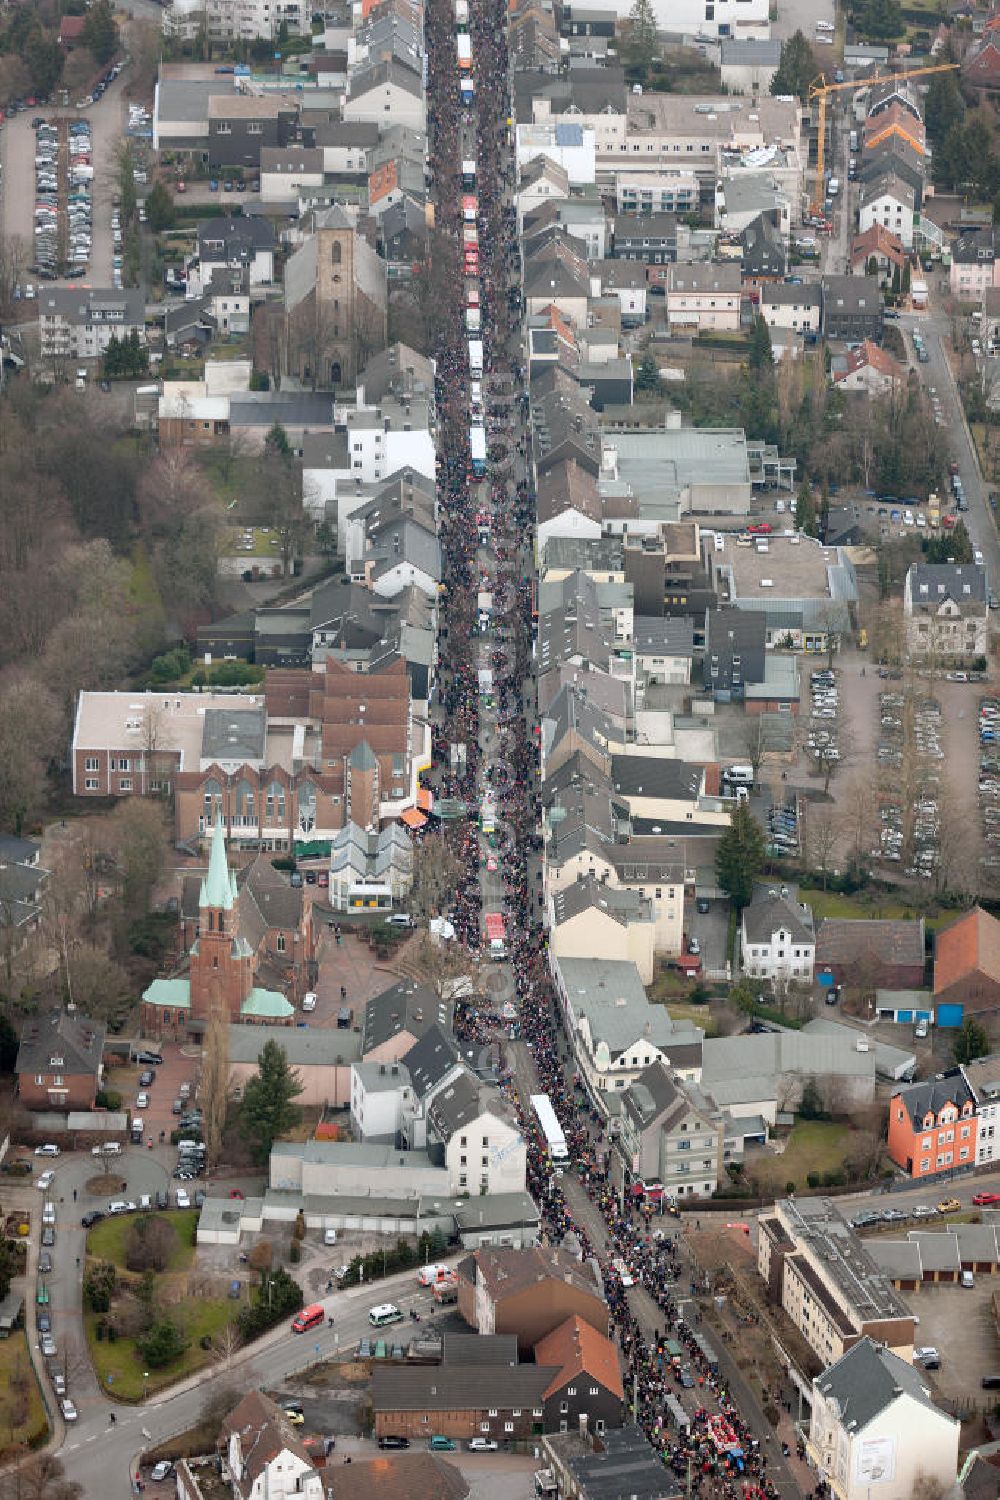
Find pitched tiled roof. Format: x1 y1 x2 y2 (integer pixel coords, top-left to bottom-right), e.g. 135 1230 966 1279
850 223 906 270
534 1314 624 1401
816 918 924 970
16 1010 105 1079
324 1453 469 1500
460 1245 604 1307
934 906 1000 994
834 338 903 383
892 1068 975 1130
220 1390 315 1491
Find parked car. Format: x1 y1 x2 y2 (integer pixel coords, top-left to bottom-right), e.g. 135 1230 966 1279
60 1399 78 1423
937 1198 961 1215
468 1439 499 1452
149 1463 173 1482
34 1144 60 1158
378 1436 409 1450
973 1191 1000 1205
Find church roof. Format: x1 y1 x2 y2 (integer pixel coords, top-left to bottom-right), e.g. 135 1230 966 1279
143 978 192 1010
201 809 237 911
241 988 295 1020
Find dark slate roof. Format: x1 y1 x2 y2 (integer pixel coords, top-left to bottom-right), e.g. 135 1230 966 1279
427 1066 517 1141
400 1022 460 1099
893 1069 975 1131
632 615 695 658
373 1364 556 1412
815 1336 948 1433
742 892 814 946
16 1010 106 1078
201 706 267 762
611 756 703 801
363 981 452 1055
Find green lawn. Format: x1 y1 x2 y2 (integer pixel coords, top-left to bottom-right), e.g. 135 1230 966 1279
87 1210 198 1273
803 889 959 932
752 1120 852 1191
85 1297 236 1401
0 1332 47 1457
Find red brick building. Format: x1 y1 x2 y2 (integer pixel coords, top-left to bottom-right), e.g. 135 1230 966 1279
815 917 926 992
16 1010 105 1112
142 813 312 1038
457 1246 609 1355
934 906 1000 1018
887 1071 978 1180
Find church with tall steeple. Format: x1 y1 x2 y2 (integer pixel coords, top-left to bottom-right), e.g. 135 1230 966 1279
142 811 306 1036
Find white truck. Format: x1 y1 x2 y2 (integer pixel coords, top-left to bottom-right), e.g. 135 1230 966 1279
468 338 483 375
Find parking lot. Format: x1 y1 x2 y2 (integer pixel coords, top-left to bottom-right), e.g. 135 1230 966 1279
901 1278 1000 1407
683 896 729 977
1 77 128 287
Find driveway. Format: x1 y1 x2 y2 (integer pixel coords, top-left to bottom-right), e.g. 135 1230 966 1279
772 0 833 41
683 896 730 978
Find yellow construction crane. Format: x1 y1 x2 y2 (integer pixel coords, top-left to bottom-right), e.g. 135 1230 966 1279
807 62 960 218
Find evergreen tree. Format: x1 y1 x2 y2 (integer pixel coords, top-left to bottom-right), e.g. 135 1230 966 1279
103 332 122 379
25 29 64 95
265 421 291 457
924 69 965 149
83 0 119 64
901 259 911 294
769 30 818 103
954 1017 989 1064
747 315 773 371
241 1040 303 1161
634 352 660 394
714 802 766 910
795 479 817 536
626 0 657 55
145 181 175 233
854 0 904 41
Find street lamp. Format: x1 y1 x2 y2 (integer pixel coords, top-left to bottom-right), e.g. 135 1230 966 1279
142 1371 149 1402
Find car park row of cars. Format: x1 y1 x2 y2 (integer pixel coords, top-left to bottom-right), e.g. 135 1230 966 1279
979 699 1000 871
765 798 799 859
851 1197 965 1232
32 117 94 282
805 667 840 781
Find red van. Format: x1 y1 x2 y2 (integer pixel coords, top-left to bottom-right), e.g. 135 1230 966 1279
291 1304 324 1334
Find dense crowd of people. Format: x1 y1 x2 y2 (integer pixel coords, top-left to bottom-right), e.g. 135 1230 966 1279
419 1 827 1495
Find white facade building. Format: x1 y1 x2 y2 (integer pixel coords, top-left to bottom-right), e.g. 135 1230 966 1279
806 1339 959 1500
205 0 308 41
740 892 815 985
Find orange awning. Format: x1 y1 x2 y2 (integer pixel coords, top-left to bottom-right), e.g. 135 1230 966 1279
417 787 434 812
400 809 427 829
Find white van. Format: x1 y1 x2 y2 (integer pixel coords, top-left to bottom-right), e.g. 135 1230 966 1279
723 764 754 785
369 1302 403 1327
302 992 317 1012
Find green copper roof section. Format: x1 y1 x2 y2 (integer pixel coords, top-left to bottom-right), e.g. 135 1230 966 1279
201 807 236 911
241 988 295 1020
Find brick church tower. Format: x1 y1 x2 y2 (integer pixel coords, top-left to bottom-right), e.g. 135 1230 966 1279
188 812 254 1023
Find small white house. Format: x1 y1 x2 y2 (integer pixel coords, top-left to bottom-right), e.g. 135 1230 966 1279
806 1338 959 1500
740 891 815 984
858 172 916 250
220 1391 323 1500
426 1068 528 1197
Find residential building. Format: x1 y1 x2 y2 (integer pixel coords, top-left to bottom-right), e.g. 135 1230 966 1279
350 1060 414 1145
291 1454 468 1500
361 980 453 1066
343 60 425 132
816 918 926 992
611 1061 723 1205
533 1316 625 1436
849 223 907 282
552 955 704 1106
667 265 742 333
536 460 603 547
206 94 301 169
858 172 916 249
757 1198 916 1367
543 1427 676 1500
371 1358 553 1444
949 226 1000 300
16 1010 105 1112
187 216 276 295
821 276 884 342
962 1053 1000 1167
759 283 822 334
219 1391 323 1500
549 876 656 984
832 339 904 395
887 1070 978 1179
426 1068 527 1197
38 288 145 360
863 102 925 157
858 137 925 212
269 1137 450 1201
205 0 308 41
703 607 766 701
903 563 989 659
740 891 816 984
615 172 699 217
456 1245 609 1353
741 214 786 283
611 212 680 267
632 615 694 686
934 905 1000 1017
806 1338 959 1500
516 122 596 186
719 37 782 95
0 837 48 960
